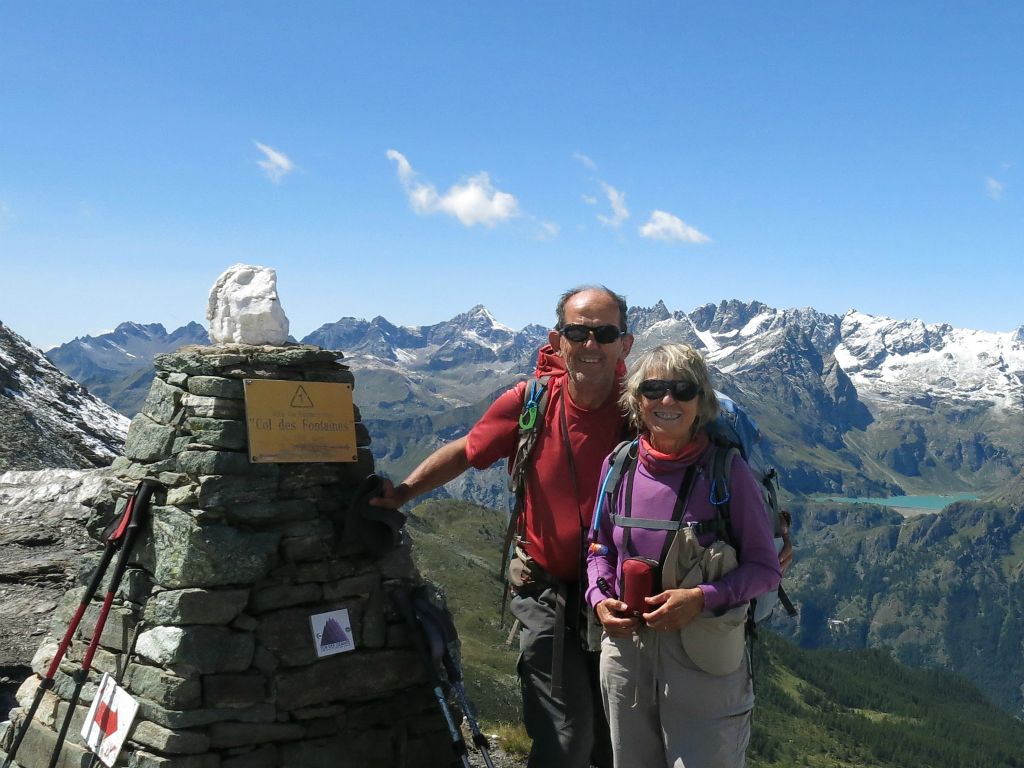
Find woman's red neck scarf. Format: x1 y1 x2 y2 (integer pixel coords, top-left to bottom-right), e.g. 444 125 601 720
639 430 710 473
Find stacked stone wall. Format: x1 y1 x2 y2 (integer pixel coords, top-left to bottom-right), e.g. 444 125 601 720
0 344 451 768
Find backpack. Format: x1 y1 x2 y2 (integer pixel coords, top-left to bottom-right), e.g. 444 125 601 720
708 391 796 622
589 390 796 627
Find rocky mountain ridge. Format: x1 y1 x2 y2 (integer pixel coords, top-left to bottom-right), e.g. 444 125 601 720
305 304 548 370
326 299 1023 500
0 468 117 669
0 322 128 472
46 320 209 416
34 300 1024 500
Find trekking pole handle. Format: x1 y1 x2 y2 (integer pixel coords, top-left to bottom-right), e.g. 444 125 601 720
82 480 159 670
111 480 158 577
45 487 144 676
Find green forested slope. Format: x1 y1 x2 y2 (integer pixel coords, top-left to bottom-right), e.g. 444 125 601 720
407 499 1024 768
775 499 1024 714
750 633 1024 767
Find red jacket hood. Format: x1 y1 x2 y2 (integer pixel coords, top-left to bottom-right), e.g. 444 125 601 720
532 343 628 380
533 344 567 378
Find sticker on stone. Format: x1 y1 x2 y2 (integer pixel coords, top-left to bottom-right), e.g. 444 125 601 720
309 608 356 657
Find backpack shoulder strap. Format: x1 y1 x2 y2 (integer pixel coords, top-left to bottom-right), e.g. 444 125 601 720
499 376 552 581
507 376 551 495
584 439 637 558
603 439 636 502
706 443 740 546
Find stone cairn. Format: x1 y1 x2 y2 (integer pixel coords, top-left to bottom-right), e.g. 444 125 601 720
0 344 453 768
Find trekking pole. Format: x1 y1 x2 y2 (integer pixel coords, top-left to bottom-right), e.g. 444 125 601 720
392 589 472 768
412 591 495 768
2 479 157 768
46 479 160 768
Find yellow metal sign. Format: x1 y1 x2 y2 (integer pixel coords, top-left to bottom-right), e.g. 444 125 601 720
243 379 357 463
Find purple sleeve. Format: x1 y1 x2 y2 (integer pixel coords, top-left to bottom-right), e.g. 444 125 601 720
698 454 782 613
585 459 619 609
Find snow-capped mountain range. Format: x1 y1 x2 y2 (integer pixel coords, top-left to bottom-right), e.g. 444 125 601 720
10 299 1024 498
630 301 1022 496
628 300 1024 414
315 300 1023 499
836 311 1024 412
304 301 1024 415
304 305 545 366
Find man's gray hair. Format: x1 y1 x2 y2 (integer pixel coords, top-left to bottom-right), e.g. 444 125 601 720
554 285 629 331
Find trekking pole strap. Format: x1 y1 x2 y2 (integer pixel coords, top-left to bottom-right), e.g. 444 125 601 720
778 584 798 617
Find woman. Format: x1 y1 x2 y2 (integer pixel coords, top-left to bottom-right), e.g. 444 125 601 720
586 343 781 768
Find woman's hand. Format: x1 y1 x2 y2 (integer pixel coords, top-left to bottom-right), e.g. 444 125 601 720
595 598 639 636
642 587 705 632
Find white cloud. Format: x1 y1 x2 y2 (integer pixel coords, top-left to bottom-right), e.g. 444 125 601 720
537 221 560 240
597 182 629 228
639 210 711 243
386 149 519 228
986 177 1005 200
387 148 415 185
573 151 597 170
581 194 598 205
254 141 295 183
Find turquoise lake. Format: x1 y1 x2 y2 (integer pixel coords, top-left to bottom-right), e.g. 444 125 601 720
815 492 979 513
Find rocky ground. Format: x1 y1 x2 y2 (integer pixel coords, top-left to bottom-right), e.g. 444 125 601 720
0 469 119 720
0 467 540 768
466 741 527 768
0 468 534 768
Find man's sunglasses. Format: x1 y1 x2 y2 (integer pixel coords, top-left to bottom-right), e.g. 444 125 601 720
558 324 625 344
639 379 703 402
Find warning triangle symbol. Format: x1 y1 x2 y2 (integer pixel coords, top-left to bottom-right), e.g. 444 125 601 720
290 386 314 408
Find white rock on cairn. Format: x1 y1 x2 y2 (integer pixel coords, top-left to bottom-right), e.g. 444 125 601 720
206 264 290 345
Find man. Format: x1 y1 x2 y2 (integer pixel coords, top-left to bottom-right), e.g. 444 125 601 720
373 285 633 768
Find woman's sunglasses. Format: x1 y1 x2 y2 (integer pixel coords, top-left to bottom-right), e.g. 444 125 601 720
639 379 702 402
558 324 624 344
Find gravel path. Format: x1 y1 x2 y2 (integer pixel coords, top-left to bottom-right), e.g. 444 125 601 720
467 741 527 768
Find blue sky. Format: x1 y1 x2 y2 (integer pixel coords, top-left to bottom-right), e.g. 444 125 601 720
1 2 1022 349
